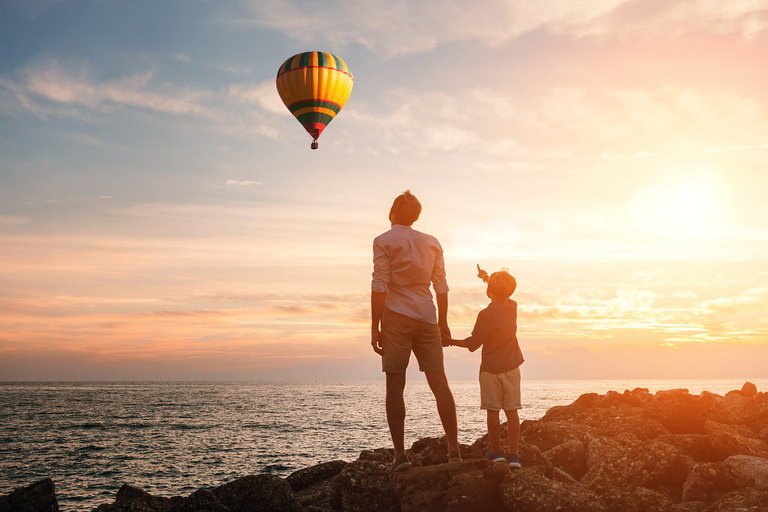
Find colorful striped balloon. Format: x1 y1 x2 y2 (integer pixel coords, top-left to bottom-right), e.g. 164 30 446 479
276 51 354 150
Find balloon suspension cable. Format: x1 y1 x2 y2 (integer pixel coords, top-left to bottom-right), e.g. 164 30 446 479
311 139 319 150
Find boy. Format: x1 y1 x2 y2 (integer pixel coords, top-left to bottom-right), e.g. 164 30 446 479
448 265 524 468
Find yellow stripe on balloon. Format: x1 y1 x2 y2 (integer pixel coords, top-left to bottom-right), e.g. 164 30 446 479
293 107 338 118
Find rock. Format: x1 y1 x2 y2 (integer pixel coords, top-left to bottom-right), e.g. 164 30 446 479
543 439 587 480
170 489 227 512
0 479 59 512
392 458 508 512
93 484 178 512
598 486 674 512
681 462 746 502
586 436 628 470
582 439 695 496
294 477 337 512
330 458 398 512
742 382 758 397
705 420 768 458
286 460 347 492
499 468 605 512
520 420 593 452
658 434 723 463
723 455 768 491
643 389 727 435
213 475 302 512
669 502 707 512
721 393 768 427
703 487 768 511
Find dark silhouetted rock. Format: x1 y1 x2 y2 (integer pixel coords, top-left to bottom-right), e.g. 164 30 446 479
330 457 398 512
0 479 58 512
170 489 227 512
681 462 746 502
499 468 605 512
392 458 508 512
723 455 768 491
286 460 347 492
213 474 302 512
93 484 178 512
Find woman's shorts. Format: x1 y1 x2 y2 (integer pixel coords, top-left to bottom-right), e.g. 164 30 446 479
381 308 444 373
479 367 521 411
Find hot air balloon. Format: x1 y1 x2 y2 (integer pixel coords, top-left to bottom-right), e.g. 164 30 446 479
276 51 353 150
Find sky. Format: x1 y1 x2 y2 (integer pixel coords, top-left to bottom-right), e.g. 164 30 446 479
1 0 767 382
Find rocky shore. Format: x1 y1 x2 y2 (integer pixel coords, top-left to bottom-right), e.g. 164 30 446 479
3 383 768 512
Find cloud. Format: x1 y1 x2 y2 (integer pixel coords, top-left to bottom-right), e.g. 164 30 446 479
223 179 262 187
242 0 768 57
228 81 286 114
21 59 212 116
575 0 768 40
241 0 625 56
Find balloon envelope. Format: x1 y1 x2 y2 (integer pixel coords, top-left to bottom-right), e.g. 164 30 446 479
276 52 353 146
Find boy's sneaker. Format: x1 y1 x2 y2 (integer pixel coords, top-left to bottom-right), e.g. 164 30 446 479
506 453 521 468
486 451 506 463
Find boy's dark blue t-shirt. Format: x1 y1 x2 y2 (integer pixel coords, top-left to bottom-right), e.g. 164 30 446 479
464 298 524 374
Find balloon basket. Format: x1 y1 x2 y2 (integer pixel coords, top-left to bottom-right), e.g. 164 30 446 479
311 140 319 150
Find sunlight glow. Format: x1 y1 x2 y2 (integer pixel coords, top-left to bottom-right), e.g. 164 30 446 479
629 180 724 238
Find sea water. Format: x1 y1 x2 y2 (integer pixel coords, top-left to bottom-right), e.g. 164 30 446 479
1 379 765 512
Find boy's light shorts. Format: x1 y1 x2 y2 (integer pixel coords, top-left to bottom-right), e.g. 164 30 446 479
479 367 522 411
381 308 444 373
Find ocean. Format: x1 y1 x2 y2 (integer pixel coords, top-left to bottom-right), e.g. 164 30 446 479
1 379 765 512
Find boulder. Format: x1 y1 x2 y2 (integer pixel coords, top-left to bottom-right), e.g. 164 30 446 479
681 462 746 502
721 393 768 427
93 484 177 512
170 489 227 512
499 468 605 512
582 439 695 496
598 486 674 512
286 460 347 492
520 420 593 452
213 474 302 512
330 457 398 512
705 420 768 458
742 382 758 398
658 434 723 463
543 439 588 480
723 455 768 492
703 487 768 511
643 389 727 434
392 458 509 512
0 479 59 512
586 436 628 470
293 477 337 512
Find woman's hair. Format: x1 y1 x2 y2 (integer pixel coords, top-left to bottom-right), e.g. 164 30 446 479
488 270 517 298
388 190 422 226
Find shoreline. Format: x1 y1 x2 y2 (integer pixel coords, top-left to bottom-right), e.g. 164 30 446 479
4 381 768 512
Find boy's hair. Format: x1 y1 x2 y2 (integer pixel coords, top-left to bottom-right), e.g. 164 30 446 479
388 190 422 226
488 270 517 298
